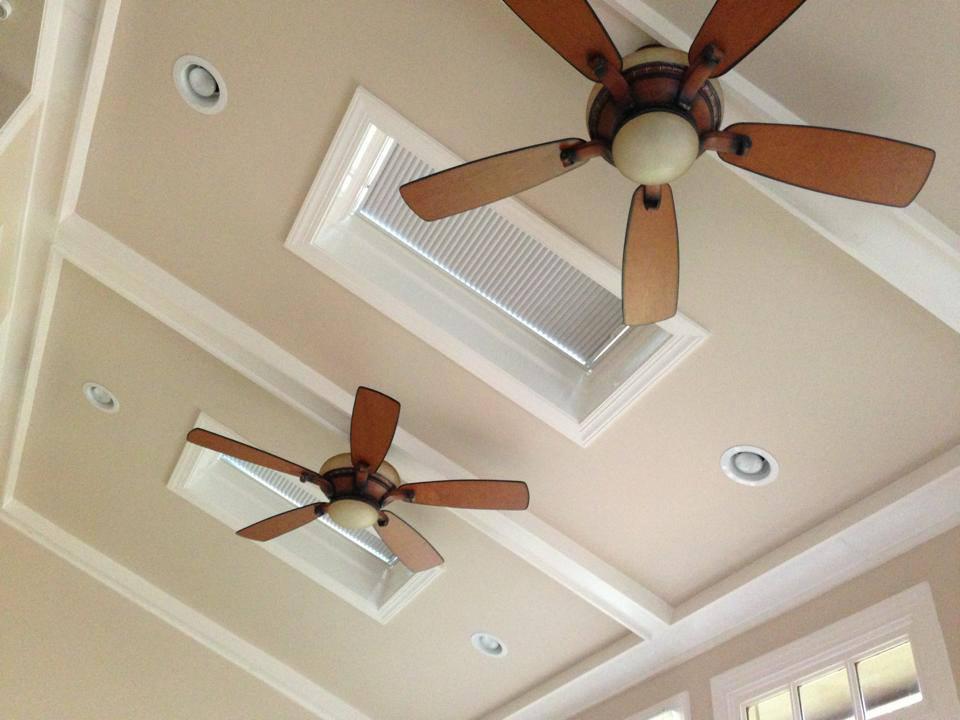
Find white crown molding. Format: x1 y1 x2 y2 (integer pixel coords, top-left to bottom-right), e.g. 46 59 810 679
14 213 673 644
0 499 371 720
494 451 960 720
57 0 121 221
605 0 960 335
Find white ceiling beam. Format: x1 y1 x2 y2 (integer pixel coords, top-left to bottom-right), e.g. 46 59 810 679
605 0 960 335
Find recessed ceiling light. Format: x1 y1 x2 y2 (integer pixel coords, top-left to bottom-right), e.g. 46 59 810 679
720 445 778 486
471 632 507 658
0 1 13 22
173 55 227 114
82 382 119 413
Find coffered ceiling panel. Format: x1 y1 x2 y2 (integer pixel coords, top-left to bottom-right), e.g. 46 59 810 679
14 263 627 720
73 0 960 605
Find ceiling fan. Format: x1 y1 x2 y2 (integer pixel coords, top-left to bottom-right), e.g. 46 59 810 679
399 0 936 326
186 387 529 572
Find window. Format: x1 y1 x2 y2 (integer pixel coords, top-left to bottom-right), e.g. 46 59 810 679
712 584 959 720
285 87 707 446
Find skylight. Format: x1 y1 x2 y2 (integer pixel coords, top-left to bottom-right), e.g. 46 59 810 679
357 143 628 368
168 414 441 623
285 87 708 446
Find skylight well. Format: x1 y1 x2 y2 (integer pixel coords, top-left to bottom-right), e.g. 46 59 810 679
357 143 628 368
168 415 439 623
285 87 707 446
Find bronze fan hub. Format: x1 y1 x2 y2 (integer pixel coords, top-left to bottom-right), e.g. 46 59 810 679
586 45 723 184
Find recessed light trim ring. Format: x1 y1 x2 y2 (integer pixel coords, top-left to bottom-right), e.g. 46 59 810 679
471 632 507 657
82 382 119 413
720 445 779 486
173 55 227 115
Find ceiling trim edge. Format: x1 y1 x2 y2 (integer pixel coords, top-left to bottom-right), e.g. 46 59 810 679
605 0 960 335
57 0 121 222
0 498 372 720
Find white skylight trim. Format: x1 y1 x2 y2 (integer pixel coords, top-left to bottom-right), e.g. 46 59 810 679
285 87 708 446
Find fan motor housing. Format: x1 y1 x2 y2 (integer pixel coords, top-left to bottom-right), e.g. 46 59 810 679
587 45 723 180
318 452 401 504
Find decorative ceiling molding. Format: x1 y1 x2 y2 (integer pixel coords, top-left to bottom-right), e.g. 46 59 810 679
606 0 960 336
1 4 958 719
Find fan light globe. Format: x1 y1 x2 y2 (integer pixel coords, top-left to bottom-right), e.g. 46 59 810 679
326 499 379 529
612 111 700 185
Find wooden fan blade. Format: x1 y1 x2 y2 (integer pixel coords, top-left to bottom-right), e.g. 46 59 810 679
350 387 400 473
718 124 936 207
236 503 326 541
622 185 679 325
400 139 590 221
376 511 443 572
388 480 530 510
503 0 621 82
186 429 308 477
689 0 806 76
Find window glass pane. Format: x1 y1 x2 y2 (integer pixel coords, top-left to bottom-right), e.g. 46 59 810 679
799 667 854 720
857 642 922 718
746 690 792 720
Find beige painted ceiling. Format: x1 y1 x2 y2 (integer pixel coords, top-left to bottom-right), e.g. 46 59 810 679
14 263 628 720
73 0 960 607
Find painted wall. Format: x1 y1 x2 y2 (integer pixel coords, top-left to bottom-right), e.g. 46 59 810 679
0 0 43 125
576 526 960 719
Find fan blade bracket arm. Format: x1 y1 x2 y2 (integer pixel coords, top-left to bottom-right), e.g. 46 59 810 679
642 184 663 210
299 469 333 496
560 140 607 167
590 54 632 105
677 44 723 110
701 129 752 156
383 487 415 506
354 462 370 494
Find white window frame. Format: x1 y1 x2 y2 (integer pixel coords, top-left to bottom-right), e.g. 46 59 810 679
284 86 707 447
626 691 691 720
711 583 959 720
